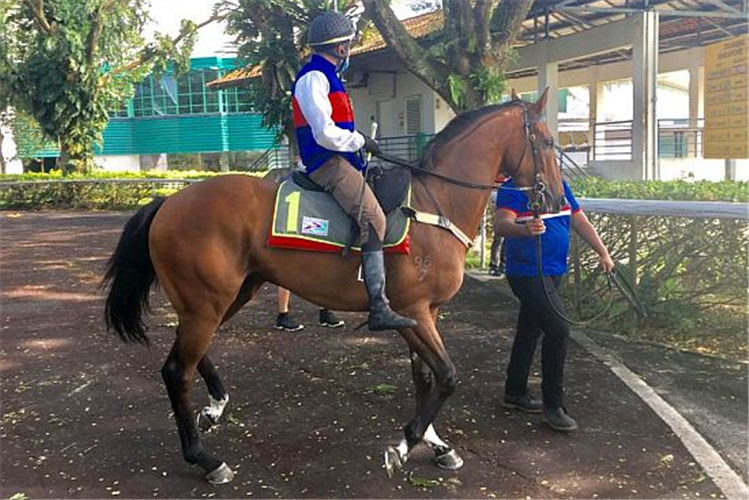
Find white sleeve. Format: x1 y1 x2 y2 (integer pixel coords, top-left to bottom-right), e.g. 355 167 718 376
294 71 365 153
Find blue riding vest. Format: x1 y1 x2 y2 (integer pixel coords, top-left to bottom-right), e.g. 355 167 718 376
291 55 364 173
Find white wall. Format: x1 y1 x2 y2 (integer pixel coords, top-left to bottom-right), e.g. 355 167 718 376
351 71 447 136
95 155 141 172
1 122 23 174
659 158 749 181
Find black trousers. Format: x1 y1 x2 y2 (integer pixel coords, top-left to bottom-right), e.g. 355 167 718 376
505 275 570 408
489 236 506 271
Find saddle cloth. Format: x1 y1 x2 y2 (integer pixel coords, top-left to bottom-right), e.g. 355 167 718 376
267 178 411 254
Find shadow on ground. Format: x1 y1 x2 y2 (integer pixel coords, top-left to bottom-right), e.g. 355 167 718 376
0 211 737 499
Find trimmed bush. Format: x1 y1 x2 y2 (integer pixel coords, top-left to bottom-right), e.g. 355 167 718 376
0 170 265 210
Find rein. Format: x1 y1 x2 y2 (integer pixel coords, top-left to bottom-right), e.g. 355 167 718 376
375 102 647 323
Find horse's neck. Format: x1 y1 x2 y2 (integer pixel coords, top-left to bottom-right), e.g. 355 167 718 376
413 110 515 244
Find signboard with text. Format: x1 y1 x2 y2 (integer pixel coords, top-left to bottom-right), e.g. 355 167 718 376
704 35 748 159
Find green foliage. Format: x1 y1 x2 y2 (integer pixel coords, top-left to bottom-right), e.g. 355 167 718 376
566 213 748 359
222 0 332 150
0 0 202 174
0 170 265 209
446 74 466 111
470 66 506 105
568 177 748 202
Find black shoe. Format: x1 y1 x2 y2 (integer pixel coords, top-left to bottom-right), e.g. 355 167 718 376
543 406 578 432
502 392 542 414
488 266 504 277
274 313 304 332
319 309 345 328
361 250 418 331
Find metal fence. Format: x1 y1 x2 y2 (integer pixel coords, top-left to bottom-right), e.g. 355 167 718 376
591 118 707 161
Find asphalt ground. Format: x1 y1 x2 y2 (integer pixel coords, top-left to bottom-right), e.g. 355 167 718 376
0 210 743 499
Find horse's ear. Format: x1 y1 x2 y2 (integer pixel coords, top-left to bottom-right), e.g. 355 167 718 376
511 88 521 101
533 87 550 113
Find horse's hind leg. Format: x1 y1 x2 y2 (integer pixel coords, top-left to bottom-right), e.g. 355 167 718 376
196 274 265 433
196 355 229 433
162 316 234 484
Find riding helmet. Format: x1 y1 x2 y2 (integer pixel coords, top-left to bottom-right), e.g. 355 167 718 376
308 11 355 46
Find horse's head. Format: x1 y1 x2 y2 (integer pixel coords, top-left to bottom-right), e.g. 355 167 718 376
503 88 564 214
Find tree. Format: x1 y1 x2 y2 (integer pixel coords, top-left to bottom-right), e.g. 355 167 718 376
362 0 536 111
221 0 368 157
0 0 218 174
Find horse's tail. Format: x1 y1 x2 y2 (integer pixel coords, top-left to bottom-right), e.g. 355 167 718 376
102 197 167 345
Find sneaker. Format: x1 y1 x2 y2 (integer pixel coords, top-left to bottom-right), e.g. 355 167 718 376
488 266 505 278
543 406 578 432
319 309 345 328
274 313 304 332
502 392 543 414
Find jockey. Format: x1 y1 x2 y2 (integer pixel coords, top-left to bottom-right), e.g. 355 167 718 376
292 11 417 331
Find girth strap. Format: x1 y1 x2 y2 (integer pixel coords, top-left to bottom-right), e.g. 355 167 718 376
402 207 473 248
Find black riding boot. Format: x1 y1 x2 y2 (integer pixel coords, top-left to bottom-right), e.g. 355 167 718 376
361 248 418 331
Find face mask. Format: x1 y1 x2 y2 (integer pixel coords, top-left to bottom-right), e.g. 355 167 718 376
338 56 350 74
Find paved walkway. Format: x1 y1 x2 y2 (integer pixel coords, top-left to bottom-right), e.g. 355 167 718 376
0 211 745 499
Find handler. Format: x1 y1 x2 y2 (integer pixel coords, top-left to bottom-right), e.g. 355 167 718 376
495 179 614 432
292 11 417 331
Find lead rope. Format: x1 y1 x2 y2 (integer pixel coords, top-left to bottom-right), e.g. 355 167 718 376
524 122 615 326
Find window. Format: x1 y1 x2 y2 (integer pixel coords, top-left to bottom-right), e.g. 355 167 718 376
406 96 423 135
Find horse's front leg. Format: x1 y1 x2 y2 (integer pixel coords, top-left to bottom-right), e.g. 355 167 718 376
385 313 463 476
409 350 464 469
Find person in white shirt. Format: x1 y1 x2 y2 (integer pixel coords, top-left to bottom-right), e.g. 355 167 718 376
291 11 417 332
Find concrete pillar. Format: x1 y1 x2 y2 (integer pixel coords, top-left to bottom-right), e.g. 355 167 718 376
588 73 604 161
537 61 559 138
219 152 230 172
688 63 704 128
725 159 737 180
632 10 659 180
688 62 704 158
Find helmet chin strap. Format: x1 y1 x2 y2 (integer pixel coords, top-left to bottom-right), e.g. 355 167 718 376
322 43 350 72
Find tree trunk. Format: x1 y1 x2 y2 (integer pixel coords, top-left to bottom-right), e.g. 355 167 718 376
57 140 73 174
0 126 6 175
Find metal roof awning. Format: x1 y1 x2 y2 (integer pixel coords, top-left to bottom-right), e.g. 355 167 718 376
208 0 748 88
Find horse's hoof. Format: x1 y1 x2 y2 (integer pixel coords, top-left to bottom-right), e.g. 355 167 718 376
435 448 464 470
205 463 234 484
384 446 403 478
197 409 217 433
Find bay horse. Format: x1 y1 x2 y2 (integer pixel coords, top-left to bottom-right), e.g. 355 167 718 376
103 90 564 484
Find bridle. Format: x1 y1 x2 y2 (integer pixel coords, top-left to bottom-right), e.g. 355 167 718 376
374 101 647 324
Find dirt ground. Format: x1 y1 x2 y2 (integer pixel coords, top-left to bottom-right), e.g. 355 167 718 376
0 211 726 499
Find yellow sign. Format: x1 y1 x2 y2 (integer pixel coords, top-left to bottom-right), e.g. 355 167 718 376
704 35 748 159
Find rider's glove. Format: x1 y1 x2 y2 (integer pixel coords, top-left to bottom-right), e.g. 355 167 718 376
361 134 382 157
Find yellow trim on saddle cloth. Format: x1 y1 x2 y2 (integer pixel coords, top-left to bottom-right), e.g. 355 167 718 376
270 180 412 250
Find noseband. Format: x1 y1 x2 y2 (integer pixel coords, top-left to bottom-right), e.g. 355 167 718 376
501 102 557 216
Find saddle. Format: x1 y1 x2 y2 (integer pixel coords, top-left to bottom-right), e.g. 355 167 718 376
267 165 413 255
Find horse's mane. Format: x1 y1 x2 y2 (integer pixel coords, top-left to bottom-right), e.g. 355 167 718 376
419 99 525 170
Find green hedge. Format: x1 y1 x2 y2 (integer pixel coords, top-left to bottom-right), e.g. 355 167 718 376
568 177 748 202
0 170 265 210
0 169 263 183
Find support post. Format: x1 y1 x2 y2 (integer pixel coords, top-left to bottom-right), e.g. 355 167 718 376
628 216 639 332
632 11 659 180
588 74 603 162
537 61 559 138
688 62 704 157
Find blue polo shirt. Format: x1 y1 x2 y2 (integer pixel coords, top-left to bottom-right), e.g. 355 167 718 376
496 179 581 277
